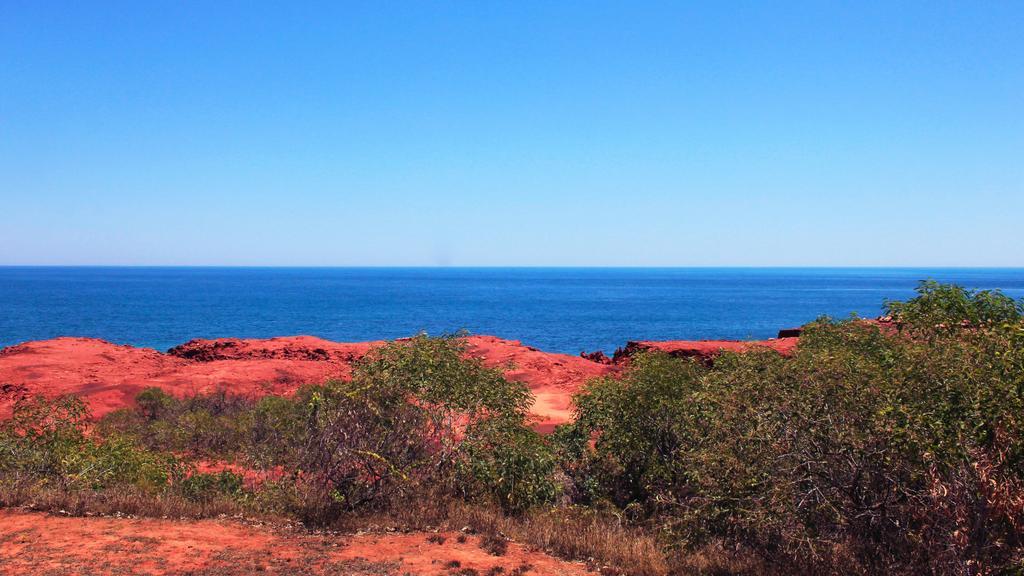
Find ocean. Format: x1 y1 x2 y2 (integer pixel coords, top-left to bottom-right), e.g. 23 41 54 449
2 267 1023 355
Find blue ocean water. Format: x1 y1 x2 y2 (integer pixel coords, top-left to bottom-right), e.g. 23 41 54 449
2 267 1023 355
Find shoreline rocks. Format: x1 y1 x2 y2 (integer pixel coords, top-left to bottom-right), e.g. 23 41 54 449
0 326 820 427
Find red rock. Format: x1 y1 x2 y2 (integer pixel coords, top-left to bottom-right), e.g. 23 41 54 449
167 336 379 363
613 337 799 365
578 350 612 364
0 335 616 429
0 328 815 429
777 327 802 338
0 336 389 420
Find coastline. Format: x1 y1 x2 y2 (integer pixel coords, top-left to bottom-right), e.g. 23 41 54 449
0 331 801 431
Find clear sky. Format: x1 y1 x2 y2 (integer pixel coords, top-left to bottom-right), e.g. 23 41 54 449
1 2 1022 266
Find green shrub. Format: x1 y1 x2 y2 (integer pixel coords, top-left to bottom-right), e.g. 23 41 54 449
284 335 553 521
0 395 181 493
351 333 533 462
100 387 252 460
178 470 245 503
565 289 1024 574
136 386 175 421
885 279 1023 337
247 394 306 468
459 416 558 514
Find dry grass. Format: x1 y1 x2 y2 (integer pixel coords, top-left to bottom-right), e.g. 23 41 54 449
0 483 767 575
188 555 400 576
355 498 762 574
332 491 768 575
0 482 274 523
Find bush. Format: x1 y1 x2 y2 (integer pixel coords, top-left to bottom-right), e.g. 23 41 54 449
885 279 1023 337
178 470 245 503
94 335 559 523
0 395 181 493
100 387 252 460
284 334 556 521
458 417 558 514
565 289 1024 573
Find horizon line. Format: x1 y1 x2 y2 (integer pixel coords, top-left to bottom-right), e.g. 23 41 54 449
2 265 1024 270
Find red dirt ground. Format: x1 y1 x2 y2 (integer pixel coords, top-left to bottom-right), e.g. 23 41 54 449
0 335 617 428
0 509 594 575
462 336 616 432
0 332 799 428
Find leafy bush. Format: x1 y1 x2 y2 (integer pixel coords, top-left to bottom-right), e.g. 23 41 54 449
100 387 252 460
284 335 556 521
885 279 1023 337
178 470 245 503
458 416 558 514
564 288 1024 574
0 395 180 493
96 334 558 523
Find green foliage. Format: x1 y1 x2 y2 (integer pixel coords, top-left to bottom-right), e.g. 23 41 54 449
99 387 252 460
458 417 558 514
247 394 306 468
282 378 429 523
286 334 551 519
563 352 709 508
352 334 533 457
178 470 245 503
95 334 555 521
566 286 1024 574
885 279 1023 336
0 395 180 492
135 386 175 420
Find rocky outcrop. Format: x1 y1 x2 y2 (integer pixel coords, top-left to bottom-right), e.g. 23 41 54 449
0 327 815 428
579 350 613 364
0 335 616 429
777 327 802 338
168 336 380 363
612 337 800 365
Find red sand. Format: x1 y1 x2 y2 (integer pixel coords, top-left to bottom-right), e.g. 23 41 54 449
0 333 800 428
463 336 617 432
0 509 594 575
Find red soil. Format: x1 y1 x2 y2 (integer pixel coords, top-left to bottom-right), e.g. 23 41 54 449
0 509 594 575
0 332 802 428
462 336 616 432
0 336 374 420
0 335 616 428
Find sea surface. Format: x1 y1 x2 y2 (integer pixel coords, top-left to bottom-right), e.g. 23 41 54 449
2 267 1023 355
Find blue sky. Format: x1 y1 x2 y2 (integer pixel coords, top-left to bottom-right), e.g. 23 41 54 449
1 2 1022 266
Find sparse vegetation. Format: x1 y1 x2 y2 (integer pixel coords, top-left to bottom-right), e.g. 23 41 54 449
479 531 509 556
2 283 1023 574
560 280 1024 574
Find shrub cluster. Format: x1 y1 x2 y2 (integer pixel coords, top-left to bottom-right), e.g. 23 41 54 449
559 281 1024 574
94 334 557 522
0 395 180 493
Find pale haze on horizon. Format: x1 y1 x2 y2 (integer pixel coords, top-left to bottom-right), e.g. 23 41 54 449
1 2 1022 267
